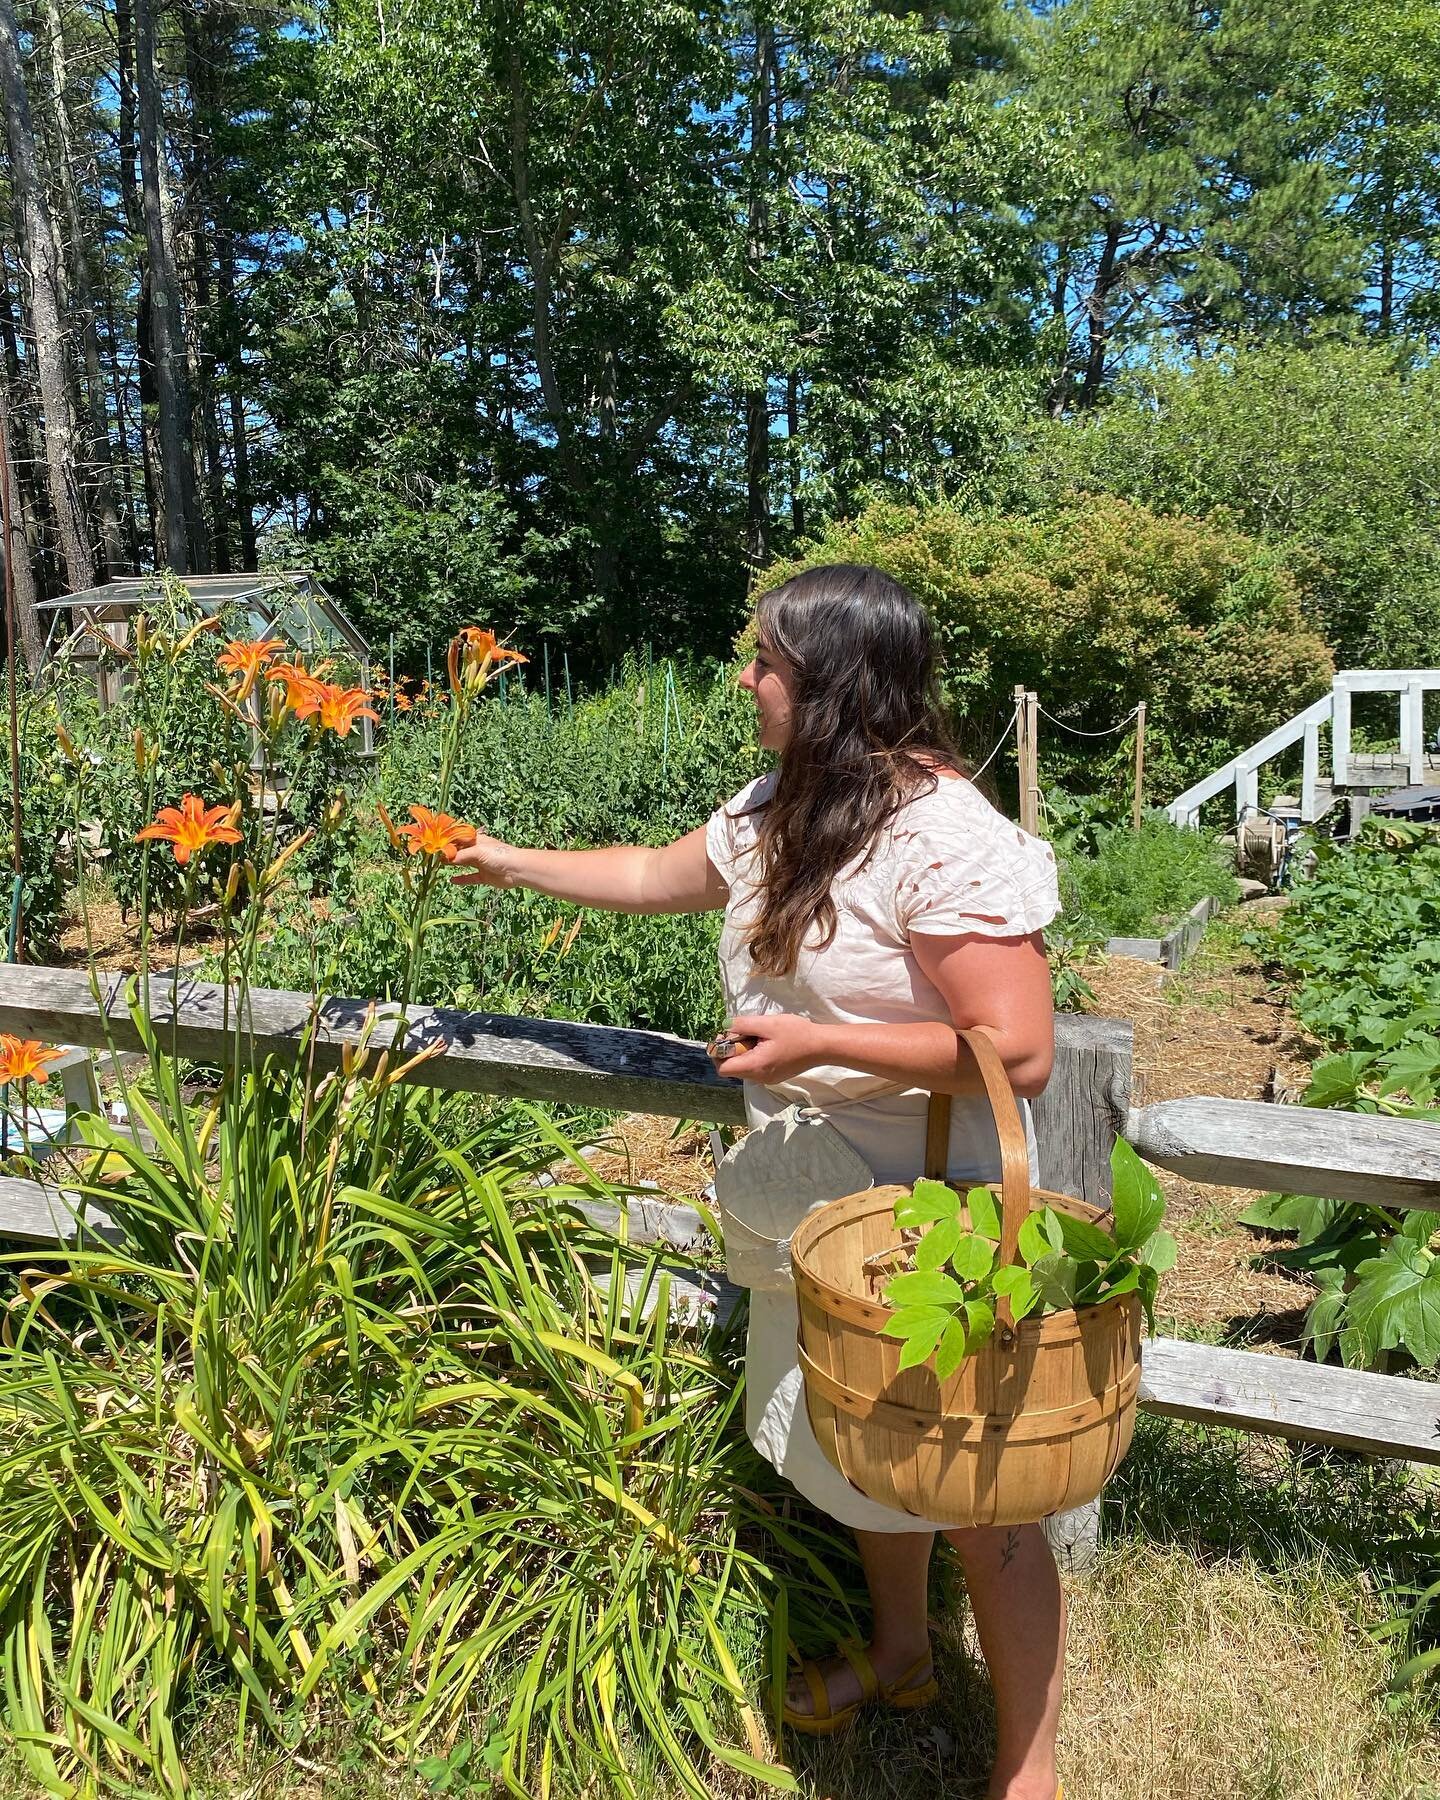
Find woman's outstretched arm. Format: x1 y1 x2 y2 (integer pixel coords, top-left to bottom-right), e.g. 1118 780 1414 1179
449 823 728 915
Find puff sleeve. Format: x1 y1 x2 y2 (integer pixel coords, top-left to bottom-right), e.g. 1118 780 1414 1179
704 774 772 889
894 799 1061 940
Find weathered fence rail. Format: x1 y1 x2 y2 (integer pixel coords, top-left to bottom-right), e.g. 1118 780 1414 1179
2 963 1438 1468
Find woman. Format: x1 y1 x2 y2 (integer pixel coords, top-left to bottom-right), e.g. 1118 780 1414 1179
452 564 1064 1800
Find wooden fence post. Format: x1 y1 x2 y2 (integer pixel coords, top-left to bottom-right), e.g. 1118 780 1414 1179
1132 701 1147 830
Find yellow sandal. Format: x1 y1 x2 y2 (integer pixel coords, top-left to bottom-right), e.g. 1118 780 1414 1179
780 1638 937 1738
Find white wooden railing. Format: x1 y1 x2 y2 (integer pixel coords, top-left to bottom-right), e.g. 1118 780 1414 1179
1168 670 1440 829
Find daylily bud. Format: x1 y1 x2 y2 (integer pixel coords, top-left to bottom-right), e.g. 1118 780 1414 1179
55 724 79 765
223 861 241 907
133 728 147 775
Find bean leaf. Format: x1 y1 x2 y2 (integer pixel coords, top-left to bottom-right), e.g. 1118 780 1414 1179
964 1185 1001 1241
881 1303 954 1342
950 1235 995 1283
886 1270 966 1309
934 1317 970 1380
915 1217 962 1273
895 1178 960 1229
1110 1139 1166 1251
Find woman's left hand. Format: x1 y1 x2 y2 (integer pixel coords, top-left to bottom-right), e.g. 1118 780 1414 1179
711 1013 827 1084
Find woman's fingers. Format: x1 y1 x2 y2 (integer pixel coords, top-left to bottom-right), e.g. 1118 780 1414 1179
449 832 517 887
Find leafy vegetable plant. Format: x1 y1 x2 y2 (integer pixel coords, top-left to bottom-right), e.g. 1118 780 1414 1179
882 1138 1175 1377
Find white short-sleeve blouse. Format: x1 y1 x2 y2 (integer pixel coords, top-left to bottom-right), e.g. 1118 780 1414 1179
705 767 1061 1127
705 767 1062 1532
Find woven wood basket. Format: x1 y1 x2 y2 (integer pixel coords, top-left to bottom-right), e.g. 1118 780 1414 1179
789 1029 1142 1529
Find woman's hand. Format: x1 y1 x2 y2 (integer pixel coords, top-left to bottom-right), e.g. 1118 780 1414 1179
709 1012 827 1084
450 831 520 888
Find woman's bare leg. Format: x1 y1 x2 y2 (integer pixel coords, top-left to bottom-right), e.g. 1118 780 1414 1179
784 1528 934 1715
944 1522 1064 1800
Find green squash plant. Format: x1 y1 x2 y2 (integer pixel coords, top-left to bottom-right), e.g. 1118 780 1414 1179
882 1139 1175 1377
1243 823 1440 1372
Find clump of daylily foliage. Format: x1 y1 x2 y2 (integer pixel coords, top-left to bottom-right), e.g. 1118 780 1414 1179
0 617 808 1800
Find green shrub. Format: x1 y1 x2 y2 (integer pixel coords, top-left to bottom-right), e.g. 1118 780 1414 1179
1252 818 1440 1054
756 494 1333 800
1029 339 1440 671
1050 799 1240 941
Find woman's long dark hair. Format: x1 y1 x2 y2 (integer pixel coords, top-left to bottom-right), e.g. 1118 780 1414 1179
744 563 963 977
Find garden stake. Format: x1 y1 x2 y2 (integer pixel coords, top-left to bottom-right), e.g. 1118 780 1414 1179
543 640 552 711
388 632 395 725
563 651 573 709
1132 702 1147 830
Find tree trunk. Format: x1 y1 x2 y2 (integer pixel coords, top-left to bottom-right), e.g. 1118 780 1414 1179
0 375 45 671
0 0 94 591
44 0 123 576
181 5 228 571
1076 222 1123 411
116 0 163 564
786 370 804 539
134 0 195 573
744 21 773 568
99 259 143 569
216 234 255 568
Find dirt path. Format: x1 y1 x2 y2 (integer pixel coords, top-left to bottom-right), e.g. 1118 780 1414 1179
577 908 1324 1349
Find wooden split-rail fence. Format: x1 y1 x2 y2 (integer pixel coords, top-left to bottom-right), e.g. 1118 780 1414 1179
1 965 1438 1532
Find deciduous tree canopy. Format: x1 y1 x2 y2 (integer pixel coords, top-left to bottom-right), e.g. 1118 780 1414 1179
1 0 1437 674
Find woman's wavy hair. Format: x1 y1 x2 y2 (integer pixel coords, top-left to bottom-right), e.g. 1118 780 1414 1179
742 563 964 977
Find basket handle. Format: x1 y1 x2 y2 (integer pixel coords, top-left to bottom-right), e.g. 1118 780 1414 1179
923 1029 1034 1327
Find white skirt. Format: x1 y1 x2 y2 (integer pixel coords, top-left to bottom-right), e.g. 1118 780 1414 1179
740 1083 1039 1535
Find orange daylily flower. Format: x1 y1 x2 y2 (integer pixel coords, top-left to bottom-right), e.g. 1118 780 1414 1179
289 679 379 737
396 805 478 862
448 627 528 694
217 637 285 701
135 794 244 865
0 1036 64 1086
264 659 323 711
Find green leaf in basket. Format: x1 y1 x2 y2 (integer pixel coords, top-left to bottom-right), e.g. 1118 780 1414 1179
950 1234 995 1284
1018 1208 1063 1266
1053 1211 1121 1262
1030 1253 1079 1309
934 1317 970 1380
895 1178 960 1230
964 1185 1001 1241
1136 1262 1160 1331
1110 1138 1166 1251
881 1304 954 1342
915 1217 961 1273
886 1270 967 1308
963 1298 996 1351
1141 1228 1177 1273
896 1312 951 1369
992 1263 1041 1320
1080 1263 1141 1306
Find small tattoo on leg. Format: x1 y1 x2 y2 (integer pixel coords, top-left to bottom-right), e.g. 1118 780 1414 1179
1000 1527 1021 1572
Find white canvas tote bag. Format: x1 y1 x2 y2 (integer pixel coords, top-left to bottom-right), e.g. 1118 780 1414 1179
713 1104 876 1291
